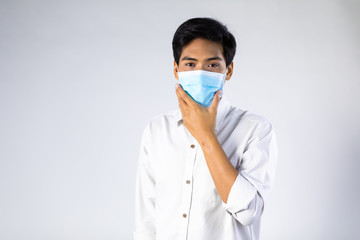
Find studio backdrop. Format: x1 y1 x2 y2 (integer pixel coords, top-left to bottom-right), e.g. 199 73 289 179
0 0 359 239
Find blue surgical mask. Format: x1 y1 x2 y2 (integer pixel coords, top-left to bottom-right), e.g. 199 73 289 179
178 70 226 107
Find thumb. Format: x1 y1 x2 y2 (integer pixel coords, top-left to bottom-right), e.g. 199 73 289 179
210 90 221 111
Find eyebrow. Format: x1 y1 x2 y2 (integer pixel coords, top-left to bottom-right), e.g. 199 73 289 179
181 56 223 62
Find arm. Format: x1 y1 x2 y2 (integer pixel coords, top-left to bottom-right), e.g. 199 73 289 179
198 131 238 204
175 84 277 226
134 125 156 240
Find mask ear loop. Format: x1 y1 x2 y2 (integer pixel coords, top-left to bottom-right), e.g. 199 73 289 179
175 69 180 86
223 67 228 83
219 67 228 99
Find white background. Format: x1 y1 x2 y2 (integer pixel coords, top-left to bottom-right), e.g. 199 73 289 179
0 0 359 239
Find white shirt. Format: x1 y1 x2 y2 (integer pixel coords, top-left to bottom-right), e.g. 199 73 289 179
134 95 278 240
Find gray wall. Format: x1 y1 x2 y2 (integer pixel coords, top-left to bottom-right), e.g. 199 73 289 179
0 0 359 239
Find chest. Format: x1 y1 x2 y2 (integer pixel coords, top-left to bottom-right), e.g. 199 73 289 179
149 124 246 203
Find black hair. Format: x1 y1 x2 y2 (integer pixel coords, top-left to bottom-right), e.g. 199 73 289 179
172 17 236 67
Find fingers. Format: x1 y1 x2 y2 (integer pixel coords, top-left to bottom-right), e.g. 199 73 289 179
175 84 195 106
210 90 221 111
175 84 187 107
175 84 188 116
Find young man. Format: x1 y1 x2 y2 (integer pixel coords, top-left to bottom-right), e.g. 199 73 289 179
134 17 277 240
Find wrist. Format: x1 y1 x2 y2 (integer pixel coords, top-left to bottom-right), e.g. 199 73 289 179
199 131 218 153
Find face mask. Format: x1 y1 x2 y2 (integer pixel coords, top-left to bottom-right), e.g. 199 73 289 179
178 70 226 107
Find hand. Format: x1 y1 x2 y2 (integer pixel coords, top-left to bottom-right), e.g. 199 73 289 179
175 84 221 144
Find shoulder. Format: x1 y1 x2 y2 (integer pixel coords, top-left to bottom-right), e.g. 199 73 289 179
141 109 181 134
228 105 272 128
224 105 275 138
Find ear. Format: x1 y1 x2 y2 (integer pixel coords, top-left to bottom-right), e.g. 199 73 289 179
174 61 179 80
225 61 234 81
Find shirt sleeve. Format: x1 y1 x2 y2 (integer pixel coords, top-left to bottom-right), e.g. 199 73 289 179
134 124 156 240
222 118 278 226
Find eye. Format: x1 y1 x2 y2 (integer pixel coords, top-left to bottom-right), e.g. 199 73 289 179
208 63 219 68
185 62 195 67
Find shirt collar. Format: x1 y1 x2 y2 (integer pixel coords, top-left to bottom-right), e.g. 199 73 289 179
175 94 232 132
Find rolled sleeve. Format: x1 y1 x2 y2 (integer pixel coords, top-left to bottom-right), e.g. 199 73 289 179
222 118 278 226
222 174 264 226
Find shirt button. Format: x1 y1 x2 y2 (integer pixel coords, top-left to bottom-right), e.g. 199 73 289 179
186 180 191 184
190 144 195 148
183 213 187 218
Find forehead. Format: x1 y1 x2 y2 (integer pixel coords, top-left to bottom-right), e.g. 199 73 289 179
180 38 224 60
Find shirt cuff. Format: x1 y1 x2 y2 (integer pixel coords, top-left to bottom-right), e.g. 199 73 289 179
222 173 258 214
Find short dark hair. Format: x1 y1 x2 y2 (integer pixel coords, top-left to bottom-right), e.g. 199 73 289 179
172 17 236 67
